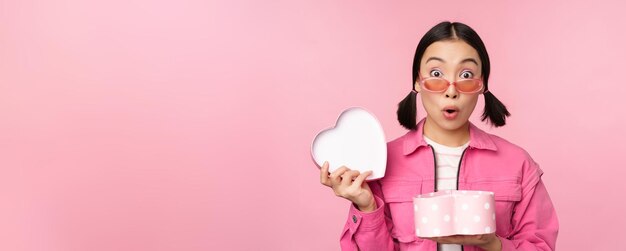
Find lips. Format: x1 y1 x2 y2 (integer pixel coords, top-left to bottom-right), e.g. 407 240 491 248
442 106 459 120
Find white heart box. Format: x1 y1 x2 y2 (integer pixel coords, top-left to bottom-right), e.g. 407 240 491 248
311 107 387 180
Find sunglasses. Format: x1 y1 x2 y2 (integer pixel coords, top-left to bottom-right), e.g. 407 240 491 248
418 77 484 94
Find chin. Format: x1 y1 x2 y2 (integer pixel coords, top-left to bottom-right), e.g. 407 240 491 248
432 116 470 131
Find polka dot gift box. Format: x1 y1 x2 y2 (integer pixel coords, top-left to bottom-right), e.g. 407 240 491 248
413 190 496 237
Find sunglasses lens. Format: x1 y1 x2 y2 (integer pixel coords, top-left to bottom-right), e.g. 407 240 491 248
456 80 481 93
423 79 448 92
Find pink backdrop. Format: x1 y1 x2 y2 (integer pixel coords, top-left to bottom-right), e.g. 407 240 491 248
1 0 624 250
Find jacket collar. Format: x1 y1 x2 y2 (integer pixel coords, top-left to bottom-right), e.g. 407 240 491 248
403 118 498 155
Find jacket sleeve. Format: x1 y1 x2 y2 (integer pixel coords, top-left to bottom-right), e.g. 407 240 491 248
499 158 559 251
339 179 396 251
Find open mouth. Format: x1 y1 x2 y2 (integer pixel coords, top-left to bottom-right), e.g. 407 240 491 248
442 106 459 119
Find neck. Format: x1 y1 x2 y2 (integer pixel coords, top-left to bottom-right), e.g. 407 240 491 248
423 117 470 147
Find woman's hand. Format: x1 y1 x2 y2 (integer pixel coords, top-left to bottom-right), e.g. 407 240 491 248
424 233 502 251
319 161 376 212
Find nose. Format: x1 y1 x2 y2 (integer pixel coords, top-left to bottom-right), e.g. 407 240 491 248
444 79 459 99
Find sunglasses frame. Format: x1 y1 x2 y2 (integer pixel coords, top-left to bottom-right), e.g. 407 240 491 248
417 77 485 94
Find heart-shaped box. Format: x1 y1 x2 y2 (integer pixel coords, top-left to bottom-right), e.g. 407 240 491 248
413 190 496 237
310 107 387 180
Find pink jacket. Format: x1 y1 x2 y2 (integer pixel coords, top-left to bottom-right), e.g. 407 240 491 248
340 119 558 250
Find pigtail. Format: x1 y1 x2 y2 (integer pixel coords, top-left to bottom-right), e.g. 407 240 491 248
397 91 418 130
481 91 510 127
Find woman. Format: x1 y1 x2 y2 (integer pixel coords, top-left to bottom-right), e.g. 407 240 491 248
320 21 559 251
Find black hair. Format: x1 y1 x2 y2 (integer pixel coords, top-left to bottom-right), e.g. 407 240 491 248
397 21 510 130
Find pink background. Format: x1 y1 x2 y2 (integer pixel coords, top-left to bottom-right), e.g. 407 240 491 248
1 1 624 250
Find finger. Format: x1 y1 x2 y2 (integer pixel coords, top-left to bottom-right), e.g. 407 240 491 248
424 237 440 243
436 235 464 245
431 237 451 244
329 166 350 186
351 170 373 189
320 161 331 187
341 170 361 186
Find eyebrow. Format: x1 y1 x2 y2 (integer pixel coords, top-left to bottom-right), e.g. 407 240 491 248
425 57 479 66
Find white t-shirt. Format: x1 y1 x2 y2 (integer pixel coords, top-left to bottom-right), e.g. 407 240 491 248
423 135 469 251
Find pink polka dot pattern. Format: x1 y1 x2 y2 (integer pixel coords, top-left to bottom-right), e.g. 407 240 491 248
413 190 496 237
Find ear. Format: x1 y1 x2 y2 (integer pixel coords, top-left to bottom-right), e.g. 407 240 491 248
414 80 421 92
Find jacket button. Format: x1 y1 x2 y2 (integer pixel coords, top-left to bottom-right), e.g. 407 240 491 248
352 215 357 223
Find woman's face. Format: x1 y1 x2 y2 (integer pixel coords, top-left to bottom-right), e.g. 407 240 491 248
414 39 483 132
